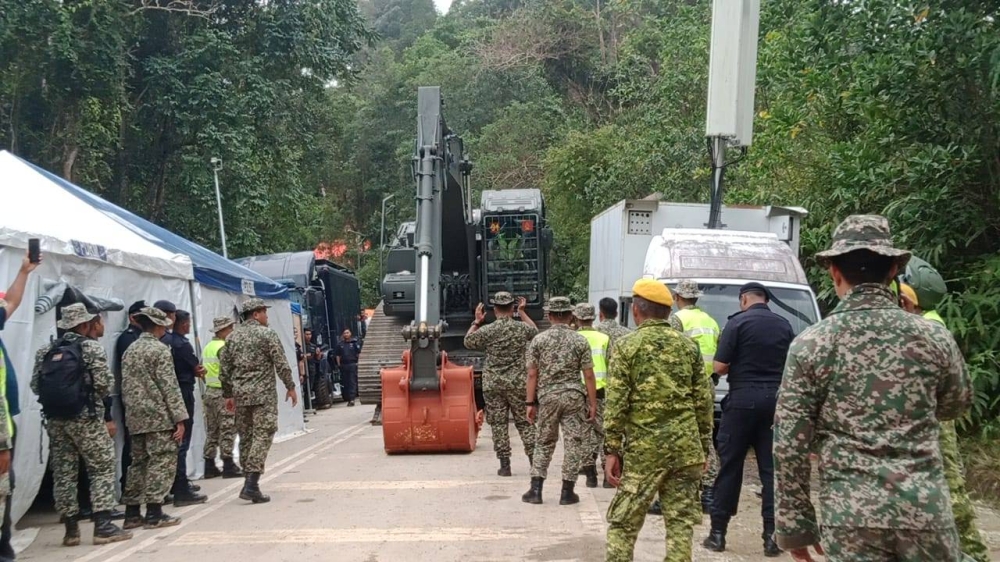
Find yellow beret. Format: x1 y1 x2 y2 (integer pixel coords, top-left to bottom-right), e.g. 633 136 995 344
899 283 919 306
632 278 674 307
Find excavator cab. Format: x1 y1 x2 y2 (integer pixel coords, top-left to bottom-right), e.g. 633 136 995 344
480 189 550 313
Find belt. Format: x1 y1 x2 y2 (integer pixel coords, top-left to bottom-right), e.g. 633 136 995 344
729 382 780 391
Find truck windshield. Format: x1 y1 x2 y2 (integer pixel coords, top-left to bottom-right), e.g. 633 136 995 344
683 284 819 335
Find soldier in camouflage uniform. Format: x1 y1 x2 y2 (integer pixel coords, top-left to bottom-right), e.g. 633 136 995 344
32 303 132 546
898 283 990 562
220 298 297 504
521 297 597 506
774 215 971 562
202 316 241 479
464 292 538 477
597 297 632 349
604 279 714 562
120 307 188 531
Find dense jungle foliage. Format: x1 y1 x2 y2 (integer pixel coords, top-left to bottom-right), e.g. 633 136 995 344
2 0 999 433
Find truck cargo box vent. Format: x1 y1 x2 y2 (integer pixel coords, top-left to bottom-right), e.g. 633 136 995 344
628 211 652 235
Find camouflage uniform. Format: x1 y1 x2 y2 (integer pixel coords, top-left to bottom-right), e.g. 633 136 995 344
527 305 593 482
774 215 971 560
31 305 118 519
604 318 714 562
464 301 537 461
121 310 188 506
596 319 632 349
219 299 295 474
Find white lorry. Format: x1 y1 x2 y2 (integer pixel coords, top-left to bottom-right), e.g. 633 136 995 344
588 197 821 418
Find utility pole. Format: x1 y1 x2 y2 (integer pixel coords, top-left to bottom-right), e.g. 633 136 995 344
210 157 228 258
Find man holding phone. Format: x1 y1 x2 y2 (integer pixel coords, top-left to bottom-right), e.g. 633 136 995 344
0 248 40 561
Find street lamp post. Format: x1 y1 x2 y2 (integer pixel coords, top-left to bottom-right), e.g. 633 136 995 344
210 157 228 258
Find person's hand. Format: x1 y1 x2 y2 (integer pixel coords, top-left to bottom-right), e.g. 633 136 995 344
21 254 39 273
526 405 537 424
195 364 207 377
173 422 185 443
474 303 486 324
225 398 236 413
789 544 824 562
517 297 527 311
106 421 117 438
0 450 10 475
286 388 298 407
605 454 622 487
587 402 597 421
703 460 709 473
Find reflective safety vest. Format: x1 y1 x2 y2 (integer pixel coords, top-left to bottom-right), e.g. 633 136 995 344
0 348 12 441
923 310 946 327
579 329 610 390
202 339 226 389
675 307 720 377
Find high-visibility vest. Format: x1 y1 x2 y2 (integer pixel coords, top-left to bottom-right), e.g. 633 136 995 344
675 307 720 377
0 348 12 440
203 339 226 389
923 310 946 327
579 329 610 390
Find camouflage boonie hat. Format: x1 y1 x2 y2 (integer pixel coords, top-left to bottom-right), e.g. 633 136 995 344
210 316 236 333
492 291 515 306
57 303 97 330
544 296 574 313
134 306 172 327
816 215 911 266
573 303 596 321
241 298 270 315
674 280 703 299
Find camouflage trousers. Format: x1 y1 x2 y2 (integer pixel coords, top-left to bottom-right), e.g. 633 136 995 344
702 441 719 487
583 397 605 468
940 420 990 562
530 391 587 481
821 526 962 562
203 387 236 460
235 400 278 474
484 385 536 460
606 462 702 562
47 417 117 517
122 430 178 506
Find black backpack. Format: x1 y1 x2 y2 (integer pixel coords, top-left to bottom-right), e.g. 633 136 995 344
37 338 95 420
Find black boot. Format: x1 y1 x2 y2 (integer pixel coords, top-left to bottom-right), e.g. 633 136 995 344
222 457 243 479
143 503 181 529
559 480 580 505
583 466 598 488
239 473 270 504
497 457 512 477
602 476 613 489
701 485 715 514
72 507 93 522
173 485 208 507
204 459 222 479
92 511 133 545
702 529 726 552
62 518 80 547
647 499 662 515
521 477 543 504
123 505 143 530
763 533 782 557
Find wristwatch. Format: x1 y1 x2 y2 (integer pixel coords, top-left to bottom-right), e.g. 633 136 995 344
525 400 537 406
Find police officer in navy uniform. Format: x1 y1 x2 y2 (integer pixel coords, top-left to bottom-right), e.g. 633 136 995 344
332 329 361 406
703 282 794 557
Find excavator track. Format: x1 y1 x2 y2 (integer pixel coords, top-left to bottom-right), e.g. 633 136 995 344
358 302 409 414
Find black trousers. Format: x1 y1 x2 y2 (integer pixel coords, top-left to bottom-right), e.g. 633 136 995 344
341 364 358 401
711 385 779 534
119 397 132 492
174 383 195 489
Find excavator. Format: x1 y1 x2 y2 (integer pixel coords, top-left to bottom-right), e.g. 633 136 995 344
359 86 551 453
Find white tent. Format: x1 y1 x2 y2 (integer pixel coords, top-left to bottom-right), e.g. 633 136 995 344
0 151 195 522
0 151 306 523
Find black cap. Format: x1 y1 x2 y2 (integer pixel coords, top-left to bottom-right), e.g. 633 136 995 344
128 300 146 315
153 300 177 313
739 282 770 301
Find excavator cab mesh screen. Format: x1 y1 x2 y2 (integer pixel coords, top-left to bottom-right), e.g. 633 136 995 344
482 213 543 305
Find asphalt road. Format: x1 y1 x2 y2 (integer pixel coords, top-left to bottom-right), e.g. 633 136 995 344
16 404 1000 561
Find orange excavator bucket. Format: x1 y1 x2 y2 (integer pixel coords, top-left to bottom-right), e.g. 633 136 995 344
381 350 479 454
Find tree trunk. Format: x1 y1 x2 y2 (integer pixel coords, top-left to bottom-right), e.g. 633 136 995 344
63 144 79 182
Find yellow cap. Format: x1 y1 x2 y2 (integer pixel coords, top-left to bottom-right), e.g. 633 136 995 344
632 278 674 307
899 283 919 306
